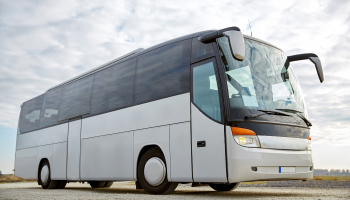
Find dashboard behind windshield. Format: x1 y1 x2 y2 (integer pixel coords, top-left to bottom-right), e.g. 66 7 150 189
217 37 307 121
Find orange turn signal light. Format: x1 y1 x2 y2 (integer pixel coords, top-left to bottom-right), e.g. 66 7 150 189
308 135 311 140
231 127 256 135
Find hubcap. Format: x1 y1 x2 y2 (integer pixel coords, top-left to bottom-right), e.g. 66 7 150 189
40 165 49 184
144 157 166 186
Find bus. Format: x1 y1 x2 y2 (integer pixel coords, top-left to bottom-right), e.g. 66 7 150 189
15 26 324 194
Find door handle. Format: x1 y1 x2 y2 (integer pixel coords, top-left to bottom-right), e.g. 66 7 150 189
197 140 206 147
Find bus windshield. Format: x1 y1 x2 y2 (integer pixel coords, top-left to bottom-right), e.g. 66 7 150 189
217 37 307 121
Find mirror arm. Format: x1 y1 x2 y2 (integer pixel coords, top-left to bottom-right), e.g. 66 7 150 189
287 53 324 83
287 53 318 62
198 27 241 43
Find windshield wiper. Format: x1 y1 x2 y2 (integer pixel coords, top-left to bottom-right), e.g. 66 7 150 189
244 109 291 120
296 113 312 126
258 109 293 117
275 109 312 126
276 108 302 114
244 113 266 119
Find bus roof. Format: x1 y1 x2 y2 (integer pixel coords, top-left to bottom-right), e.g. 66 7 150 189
46 29 281 92
46 30 215 92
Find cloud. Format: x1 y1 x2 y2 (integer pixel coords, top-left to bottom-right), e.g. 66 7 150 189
0 0 349 148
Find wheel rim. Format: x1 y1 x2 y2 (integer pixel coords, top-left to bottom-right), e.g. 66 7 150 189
144 157 166 186
40 165 49 184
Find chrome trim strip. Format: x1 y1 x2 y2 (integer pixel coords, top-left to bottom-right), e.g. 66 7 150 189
258 136 308 151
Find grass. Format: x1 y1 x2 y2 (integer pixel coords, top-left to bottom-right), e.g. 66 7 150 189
0 174 35 183
240 176 350 185
313 175 350 181
240 181 267 185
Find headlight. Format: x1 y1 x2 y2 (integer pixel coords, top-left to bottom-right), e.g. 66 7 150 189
233 136 261 148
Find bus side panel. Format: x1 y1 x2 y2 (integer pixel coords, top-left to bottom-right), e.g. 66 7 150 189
169 122 192 182
14 147 37 179
81 93 190 140
51 142 67 180
15 124 68 180
134 126 171 181
80 131 134 181
16 124 68 150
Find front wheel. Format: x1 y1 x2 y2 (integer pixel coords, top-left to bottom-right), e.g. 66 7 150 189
137 147 178 194
209 182 240 191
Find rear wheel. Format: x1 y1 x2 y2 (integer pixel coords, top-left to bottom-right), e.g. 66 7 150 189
137 147 178 194
55 181 67 189
39 160 58 189
209 182 240 191
89 181 106 188
104 182 113 188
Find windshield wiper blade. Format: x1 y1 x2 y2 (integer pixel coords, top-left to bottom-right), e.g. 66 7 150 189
276 108 302 113
258 109 293 117
244 109 291 120
244 113 266 119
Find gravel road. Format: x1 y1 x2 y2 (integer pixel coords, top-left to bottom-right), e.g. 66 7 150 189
1 181 349 199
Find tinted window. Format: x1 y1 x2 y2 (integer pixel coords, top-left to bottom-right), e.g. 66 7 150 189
90 58 137 115
192 59 221 121
191 38 214 63
134 40 191 104
58 75 94 121
39 88 62 128
19 95 44 133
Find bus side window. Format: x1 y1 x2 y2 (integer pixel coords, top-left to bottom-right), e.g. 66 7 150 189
191 38 214 63
134 39 191 104
39 88 62 128
19 95 44 133
192 60 221 122
90 58 137 115
58 75 94 121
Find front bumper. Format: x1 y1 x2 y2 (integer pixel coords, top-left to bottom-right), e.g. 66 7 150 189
226 129 313 183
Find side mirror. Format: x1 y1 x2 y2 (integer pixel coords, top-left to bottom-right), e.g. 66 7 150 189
198 26 245 61
222 30 245 61
287 53 324 83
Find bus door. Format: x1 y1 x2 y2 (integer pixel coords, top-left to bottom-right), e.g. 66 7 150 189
66 117 82 180
191 58 227 182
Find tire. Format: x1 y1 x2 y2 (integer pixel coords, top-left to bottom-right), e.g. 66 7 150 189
137 147 178 195
38 160 58 189
209 182 240 191
56 180 67 189
104 182 113 188
89 181 106 188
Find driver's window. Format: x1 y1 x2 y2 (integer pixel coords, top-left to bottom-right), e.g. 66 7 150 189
192 59 221 121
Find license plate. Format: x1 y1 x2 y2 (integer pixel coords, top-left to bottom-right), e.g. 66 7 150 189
279 167 296 173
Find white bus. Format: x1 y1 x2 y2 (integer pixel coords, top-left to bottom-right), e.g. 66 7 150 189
15 26 324 194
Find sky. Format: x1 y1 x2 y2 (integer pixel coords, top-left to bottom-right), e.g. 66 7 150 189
0 0 349 174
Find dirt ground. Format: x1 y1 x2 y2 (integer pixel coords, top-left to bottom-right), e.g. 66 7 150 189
0 181 349 199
